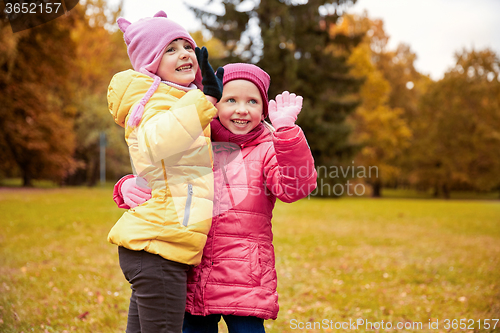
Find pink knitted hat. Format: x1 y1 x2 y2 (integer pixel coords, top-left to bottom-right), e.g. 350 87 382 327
222 63 271 117
117 11 203 127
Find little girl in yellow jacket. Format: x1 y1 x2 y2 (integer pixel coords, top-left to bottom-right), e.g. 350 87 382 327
107 11 223 333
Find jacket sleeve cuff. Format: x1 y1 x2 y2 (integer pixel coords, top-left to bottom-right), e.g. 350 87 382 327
113 174 135 209
274 125 301 140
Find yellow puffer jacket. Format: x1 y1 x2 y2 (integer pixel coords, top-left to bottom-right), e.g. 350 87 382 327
107 70 217 265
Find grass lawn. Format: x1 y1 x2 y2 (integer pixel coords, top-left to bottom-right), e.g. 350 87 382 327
0 187 499 332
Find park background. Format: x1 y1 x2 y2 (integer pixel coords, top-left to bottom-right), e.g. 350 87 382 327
0 0 499 332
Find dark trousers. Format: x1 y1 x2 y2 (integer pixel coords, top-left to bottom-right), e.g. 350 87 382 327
183 312 265 333
118 247 190 333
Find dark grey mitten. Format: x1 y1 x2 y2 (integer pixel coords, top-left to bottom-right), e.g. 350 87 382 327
195 46 224 102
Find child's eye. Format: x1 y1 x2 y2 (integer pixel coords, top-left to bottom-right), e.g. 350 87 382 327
166 47 175 53
249 99 258 104
185 44 193 50
227 98 236 103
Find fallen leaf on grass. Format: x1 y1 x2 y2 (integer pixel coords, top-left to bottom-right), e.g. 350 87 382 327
77 311 89 320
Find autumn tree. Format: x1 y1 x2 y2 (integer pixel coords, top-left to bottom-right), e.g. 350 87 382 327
333 13 438 196
0 10 78 186
331 14 412 197
190 30 228 60
367 24 431 190
0 0 133 186
189 0 363 196
410 48 500 198
64 0 133 186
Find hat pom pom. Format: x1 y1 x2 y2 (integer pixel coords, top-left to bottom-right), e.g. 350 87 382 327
128 104 145 127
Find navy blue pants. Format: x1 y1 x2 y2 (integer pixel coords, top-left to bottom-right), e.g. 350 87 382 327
183 312 265 333
119 247 190 333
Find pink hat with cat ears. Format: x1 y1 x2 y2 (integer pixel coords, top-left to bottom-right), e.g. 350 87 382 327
117 11 203 127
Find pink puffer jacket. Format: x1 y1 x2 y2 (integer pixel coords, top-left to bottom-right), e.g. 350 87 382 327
185 125 317 320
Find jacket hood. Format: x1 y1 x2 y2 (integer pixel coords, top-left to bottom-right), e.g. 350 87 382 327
107 69 185 128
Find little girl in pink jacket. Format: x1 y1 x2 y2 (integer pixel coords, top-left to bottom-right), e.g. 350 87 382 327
115 63 317 332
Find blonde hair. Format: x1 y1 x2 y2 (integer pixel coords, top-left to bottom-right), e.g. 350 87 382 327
262 120 275 133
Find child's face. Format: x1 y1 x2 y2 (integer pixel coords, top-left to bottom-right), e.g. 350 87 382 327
216 79 265 135
157 39 198 85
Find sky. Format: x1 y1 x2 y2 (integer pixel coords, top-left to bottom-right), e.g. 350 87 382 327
109 0 500 80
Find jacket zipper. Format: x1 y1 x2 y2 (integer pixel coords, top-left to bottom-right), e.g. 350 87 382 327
182 183 193 226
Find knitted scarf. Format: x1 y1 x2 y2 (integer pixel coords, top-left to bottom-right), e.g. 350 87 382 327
210 118 265 146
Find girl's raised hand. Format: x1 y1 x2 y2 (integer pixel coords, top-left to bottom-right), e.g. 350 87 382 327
195 46 224 102
268 91 303 130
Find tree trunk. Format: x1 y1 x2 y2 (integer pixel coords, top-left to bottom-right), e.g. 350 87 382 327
442 183 450 199
371 180 382 198
22 169 33 187
432 183 439 197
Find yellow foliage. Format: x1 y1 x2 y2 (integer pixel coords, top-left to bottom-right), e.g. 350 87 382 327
190 30 227 59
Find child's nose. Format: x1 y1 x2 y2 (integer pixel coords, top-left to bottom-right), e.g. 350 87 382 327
179 49 190 59
235 106 248 114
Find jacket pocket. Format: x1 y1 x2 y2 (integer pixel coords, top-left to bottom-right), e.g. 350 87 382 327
182 183 194 226
249 242 262 286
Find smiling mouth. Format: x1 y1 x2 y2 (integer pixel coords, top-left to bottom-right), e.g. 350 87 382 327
176 64 192 71
232 119 250 125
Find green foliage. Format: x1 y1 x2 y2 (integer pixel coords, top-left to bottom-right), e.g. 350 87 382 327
67 93 131 186
1 188 499 332
188 0 364 196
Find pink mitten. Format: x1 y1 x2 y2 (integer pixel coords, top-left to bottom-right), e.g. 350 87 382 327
268 91 303 130
120 176 152 208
